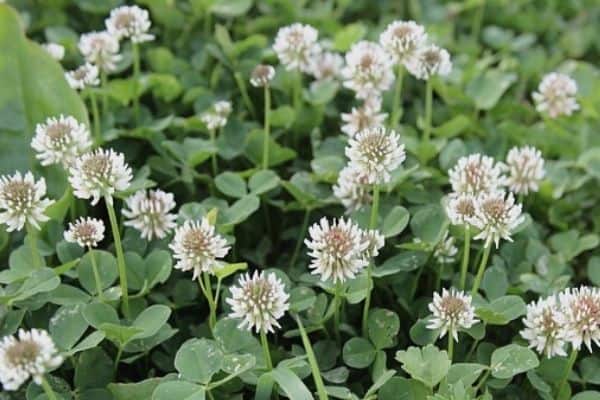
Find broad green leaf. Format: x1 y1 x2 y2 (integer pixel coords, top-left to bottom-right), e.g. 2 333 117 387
466 69 517 110
210 0 252 17
78 250 118 295
215 172 247 198
381 206 410 238
476 295 526 325
379 377 430 400
49 304 89 351
214 262 247 280
174 338 223 384
249 170 280 195
108 378 164 400
491 344 539 379
395 345 451 388
368 308 400 350
152 381 205 400
342 337 376 369
447 363 488 387
131 305 171 340
333 23 366 51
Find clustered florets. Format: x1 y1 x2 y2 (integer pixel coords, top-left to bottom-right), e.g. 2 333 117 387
427 288 478 342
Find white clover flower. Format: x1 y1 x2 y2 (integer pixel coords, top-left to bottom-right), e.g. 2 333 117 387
379 20 427 65
227 271 290 333
469 191 524 248
31 115 92 168
446 192 477 226
342 41 394 99
434 231 458 264
520 295 567 358
332 166 371 213
556 286 600 352
78 31 121 72
361 229 385 260
310 51 344 81
427 288 478 342
305 217 369 283
42 43 65 61
341 97 387 137
201 100 232 130
250 64 276 87
170 218 230 279
64 217 105 248
68 148 132 206
0 329 63 391
65 63 100 90
0 172 53 232
505 146 545 195
106 5 154 43
273 23 320 73
345 126 406 185
123 189 177 240
532 72 579 118
405 44 452 80
448 154 506 195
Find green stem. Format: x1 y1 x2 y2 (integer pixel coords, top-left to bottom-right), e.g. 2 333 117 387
105 198 129 318
234 72 257 118
389 65 404 128
474 369 491 393
333 283 342 343
40 376 57 400
424 79 433 142
293 71 302 111
209 128 218 176
89 90 101 144
260 329 273 370
295 315 329 400
100 71 108 115
471 0 486 44
114 346 123 376
89 249 104 301
199 273 217 330
262 86 271 169
27 224 42 269
556 349 578 398
289 209 310 268
132 42 141 124
470 244 491 296
459 227 471 290
447 330 454 361
362 185 380 336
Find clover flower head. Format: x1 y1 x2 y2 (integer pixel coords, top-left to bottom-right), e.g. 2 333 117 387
250 64 276 87
123 189 177 240
0 329 63 391
345 126 405 185
469 191 524 248
427 288 478 342
361 229 385 260
64 217 105 248
201 100 232 130
332 165 371 213
379 20 427 64
273 23 320 73
405 44 452 80
446 192 477 227
0 171 53 232
170 218 230 279
305 217 369 283
78 31 121 72
65 63 100 90
505 146 545 195
310 51 344 81
42 43 65 61
106 5 154 43
342 41 394 99
32 115 92 167
532 72 579 118
448 153 505 195
556 286 600 352
341 97 388 137
68 148 132 206
227 271 290 334
434 231 458 264
520 295 567 358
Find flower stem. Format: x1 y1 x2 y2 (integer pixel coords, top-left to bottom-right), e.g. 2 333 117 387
114 346 123 376
27 224 42 269
389 65 404 128
470 244 491 296
100 71 108 115
289 208 311 269
557 349 578 398
293 70 302 112
132 42 141 124
234 71 257 119
198 273 217 331
209 128 218 176
447 330 454 361
362 185 380 336
333 283 343 343
89 90 101 144
474 368 491 393
89 249 104 301
262 86 271 170
459 227 471 290
423 78 433 141
295 315 329 400
260 329 273 370
105 198 130 318
40 376 57 400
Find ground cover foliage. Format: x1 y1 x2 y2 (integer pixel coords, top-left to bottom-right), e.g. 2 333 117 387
1 0 600 399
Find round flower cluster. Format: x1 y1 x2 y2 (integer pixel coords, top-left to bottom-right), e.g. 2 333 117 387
305 217 384 283
250 64 275 88
505 146 545 195
65 63 100 90
379 20 427 65
42 43 65 61
31 115 92 167
532 72 579 118
448 154 505 195
341 41 394 100
105 5 154 43
310 51 344 82
201 100 232 130
123 189 177 240
341 97 387 138
78 31 121 73
427 288 478 342
0 329 63 391
469 191 524 248
64 217 105 248
0 171 53 232
405 44 452 80
433 231 458 265
227 271 290 333
332 166 372 213
521 286 600 357
273 23 320 73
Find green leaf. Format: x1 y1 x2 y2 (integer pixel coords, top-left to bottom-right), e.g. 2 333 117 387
259 366 314 400
333 23 366 51
49 304 89 351
368 308 400 350
409 318 439 346
78 250 118 295
0 5 88 174
476 295 526 325
221 353 256 375
572 391 600 400
210 0 253 17
245 129 296 167
221 195 260 228
447 363 487 387
588 257 600 286
395 345 451 388
100 323 144 347
379 377 430 400
65 331 106 356
289 286 317 313
152 381 206 400
410 204 448 244
491 344 539 379
108 378 164 400
83 302 120 329
131 305 171 340
174 338 223 384
342 337 376 369
10 267 60 303
466 69 517 110
215 172 247 198
381 206 410 238
249 169 280 195
214 262 247 280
